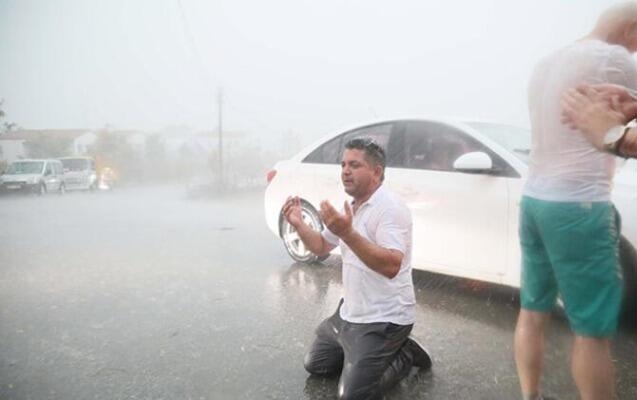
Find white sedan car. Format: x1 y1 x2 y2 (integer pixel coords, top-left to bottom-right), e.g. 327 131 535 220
264 118 637 311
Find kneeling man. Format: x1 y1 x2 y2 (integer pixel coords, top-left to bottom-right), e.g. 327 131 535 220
283 138 431 400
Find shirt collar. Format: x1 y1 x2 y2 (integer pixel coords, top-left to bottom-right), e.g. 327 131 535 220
351 184 386 210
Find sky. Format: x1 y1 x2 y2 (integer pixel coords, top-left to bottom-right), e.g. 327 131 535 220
0 0 629 145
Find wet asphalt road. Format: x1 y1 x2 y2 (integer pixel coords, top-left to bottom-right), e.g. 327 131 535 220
0 185 635 400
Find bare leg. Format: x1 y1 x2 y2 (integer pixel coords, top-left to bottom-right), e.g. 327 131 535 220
514 309 550 398
572 336 615 400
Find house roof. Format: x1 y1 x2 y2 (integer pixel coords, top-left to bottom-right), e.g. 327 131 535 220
0 129 93 141
0 128 246 141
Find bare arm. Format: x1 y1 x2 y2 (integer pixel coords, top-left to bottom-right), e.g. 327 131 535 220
560 48 637 156
561 85 637 157
320 200 403 279
282 196 336 256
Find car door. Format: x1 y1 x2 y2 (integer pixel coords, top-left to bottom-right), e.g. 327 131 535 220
53 162 64 190
43 161 56 192
385 120 513 284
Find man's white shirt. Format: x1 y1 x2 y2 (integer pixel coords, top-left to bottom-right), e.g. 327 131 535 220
322 185 416 325
525 39 637 201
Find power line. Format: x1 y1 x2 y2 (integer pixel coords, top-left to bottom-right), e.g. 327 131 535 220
175 0 215 94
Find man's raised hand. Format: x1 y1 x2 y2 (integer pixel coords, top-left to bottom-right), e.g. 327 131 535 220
283 196 304 228
319 200 353 238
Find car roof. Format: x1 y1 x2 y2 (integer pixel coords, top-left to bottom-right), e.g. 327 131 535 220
291 116 529 172
12 159 51 162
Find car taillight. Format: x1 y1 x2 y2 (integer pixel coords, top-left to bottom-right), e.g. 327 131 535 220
266 169 277 185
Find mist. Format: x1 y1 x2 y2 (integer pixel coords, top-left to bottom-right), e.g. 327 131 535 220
0 0 623 153
2 3 637 399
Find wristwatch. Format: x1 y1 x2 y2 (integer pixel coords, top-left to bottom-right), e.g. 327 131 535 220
603 125 630 157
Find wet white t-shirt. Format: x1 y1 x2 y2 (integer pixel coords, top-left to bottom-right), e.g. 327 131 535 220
525 39 637 201
322 185 415 325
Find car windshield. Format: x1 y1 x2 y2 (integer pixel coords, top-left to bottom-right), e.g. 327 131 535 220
5 161 44 174
467 122 531 163
61 158 89 171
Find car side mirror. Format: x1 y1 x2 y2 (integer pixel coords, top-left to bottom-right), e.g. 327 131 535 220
453 151 493 173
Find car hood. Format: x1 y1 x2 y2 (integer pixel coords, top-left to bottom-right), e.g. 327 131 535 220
1 173 41 182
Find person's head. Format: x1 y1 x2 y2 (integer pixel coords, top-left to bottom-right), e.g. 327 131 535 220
341 138 386 200
592 2 637 52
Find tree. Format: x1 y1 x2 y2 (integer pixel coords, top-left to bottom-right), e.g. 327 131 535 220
144 133 169 181
0 99 19 134
90 129 140 183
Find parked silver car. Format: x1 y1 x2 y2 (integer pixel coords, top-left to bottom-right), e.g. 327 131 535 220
0 159 66 195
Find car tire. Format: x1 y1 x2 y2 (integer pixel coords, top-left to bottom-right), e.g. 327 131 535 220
620 235 637 327
280 200 329 263
38 182 46 196
59 183 66 195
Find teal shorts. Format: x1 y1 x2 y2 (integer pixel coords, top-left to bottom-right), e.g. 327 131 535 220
519 196 623 337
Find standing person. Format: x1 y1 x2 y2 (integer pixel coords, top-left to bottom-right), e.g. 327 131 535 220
283 138 431 400
515 3 637 400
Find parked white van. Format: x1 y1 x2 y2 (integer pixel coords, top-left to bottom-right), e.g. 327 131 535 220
59 157 98 191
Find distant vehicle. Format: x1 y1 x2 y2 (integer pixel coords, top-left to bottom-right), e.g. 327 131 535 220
185 171 217 198
264 117 637 314
59 156 98 191
98 167 117 190
0 159 66 195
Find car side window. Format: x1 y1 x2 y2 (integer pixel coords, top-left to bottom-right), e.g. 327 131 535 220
45 163 53 175
398 121 516 176
303 123 394 164
404 122 474 171
303 135 341 164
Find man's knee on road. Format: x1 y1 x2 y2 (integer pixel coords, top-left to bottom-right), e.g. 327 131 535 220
304 350 342 376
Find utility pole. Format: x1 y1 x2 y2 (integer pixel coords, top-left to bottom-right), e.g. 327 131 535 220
217 87 223 188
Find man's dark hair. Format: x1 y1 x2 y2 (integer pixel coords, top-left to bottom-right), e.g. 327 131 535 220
344 137 386 180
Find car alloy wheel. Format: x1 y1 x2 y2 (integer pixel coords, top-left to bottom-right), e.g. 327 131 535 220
280 200 329 263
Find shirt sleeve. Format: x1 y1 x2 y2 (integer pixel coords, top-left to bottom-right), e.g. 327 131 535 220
373 204 411 255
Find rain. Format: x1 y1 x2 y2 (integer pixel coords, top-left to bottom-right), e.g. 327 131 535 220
1 1 636 399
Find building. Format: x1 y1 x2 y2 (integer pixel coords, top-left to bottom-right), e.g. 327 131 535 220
0 129 96 163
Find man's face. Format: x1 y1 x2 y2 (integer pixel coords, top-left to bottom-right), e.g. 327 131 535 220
341 148 381 199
